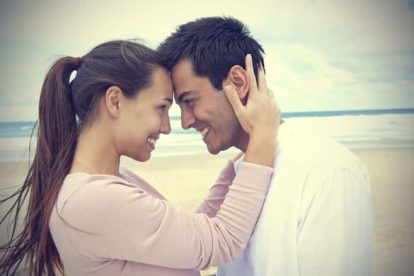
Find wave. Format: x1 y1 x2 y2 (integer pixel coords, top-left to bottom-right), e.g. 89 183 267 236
1 112 413 161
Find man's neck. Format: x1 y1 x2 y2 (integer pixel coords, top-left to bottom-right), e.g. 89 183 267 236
234 130 250 152
235 119 284 153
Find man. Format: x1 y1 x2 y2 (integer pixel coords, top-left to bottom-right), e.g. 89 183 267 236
158 16 372 276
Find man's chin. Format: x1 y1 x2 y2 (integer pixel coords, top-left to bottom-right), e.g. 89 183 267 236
206 143 221 155
206 142 232 155
207 147 220 155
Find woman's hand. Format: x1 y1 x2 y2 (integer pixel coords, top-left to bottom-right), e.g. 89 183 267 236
224 54 280 142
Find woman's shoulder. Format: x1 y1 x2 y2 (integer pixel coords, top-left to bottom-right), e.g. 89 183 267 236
56 171 141 213
120 167 167 200
57 169 166 215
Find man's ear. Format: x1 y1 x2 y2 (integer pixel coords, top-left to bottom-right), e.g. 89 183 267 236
225 65 249 103
105 86 122 117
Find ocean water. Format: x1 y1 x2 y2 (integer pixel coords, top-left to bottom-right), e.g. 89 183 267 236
0 109 413 162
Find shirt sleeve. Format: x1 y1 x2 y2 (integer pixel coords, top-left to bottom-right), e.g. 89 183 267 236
59 162 273 271
297 166 373 275
196 160 236 217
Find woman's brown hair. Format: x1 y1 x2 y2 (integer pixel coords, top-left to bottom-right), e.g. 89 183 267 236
0 40 161 275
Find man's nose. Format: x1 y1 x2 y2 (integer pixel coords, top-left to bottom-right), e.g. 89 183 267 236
181 108 195 129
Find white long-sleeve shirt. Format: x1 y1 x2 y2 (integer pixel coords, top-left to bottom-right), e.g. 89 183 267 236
217 121 373 276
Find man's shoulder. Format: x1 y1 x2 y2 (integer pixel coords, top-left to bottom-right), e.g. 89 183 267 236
277 124 366 175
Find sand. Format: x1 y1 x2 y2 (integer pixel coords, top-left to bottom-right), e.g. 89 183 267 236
1 147 413 275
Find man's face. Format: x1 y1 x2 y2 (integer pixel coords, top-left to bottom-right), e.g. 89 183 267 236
171 59 242 154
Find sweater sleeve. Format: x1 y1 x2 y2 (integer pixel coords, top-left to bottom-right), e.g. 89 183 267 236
196 160 236 217
59 162 272 270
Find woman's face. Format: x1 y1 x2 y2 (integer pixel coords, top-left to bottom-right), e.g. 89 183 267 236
116 67 173 162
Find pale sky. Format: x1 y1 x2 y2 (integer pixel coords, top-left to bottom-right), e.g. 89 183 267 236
0 0 413 121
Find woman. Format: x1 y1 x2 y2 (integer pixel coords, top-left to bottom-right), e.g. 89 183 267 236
0 40 279 275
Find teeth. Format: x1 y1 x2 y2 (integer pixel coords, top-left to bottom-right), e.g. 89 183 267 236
199 127 208 137
148 138 156 146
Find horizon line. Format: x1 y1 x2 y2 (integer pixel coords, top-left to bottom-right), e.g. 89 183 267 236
1 107 414 123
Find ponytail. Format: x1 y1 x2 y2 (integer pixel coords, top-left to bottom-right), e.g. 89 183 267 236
0 57 80 275
1 40 161 275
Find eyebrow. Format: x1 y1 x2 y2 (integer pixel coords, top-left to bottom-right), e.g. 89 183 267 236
176 91 191 104
163 97 173 105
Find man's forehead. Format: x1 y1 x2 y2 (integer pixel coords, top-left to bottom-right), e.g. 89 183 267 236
173 89 191 104
171 73 190 95
171 60 196 100
171 58 194 75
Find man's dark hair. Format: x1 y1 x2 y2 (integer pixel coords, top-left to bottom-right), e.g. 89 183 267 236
157 16 265 90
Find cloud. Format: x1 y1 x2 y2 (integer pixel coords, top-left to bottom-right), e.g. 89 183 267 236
0 0 413 120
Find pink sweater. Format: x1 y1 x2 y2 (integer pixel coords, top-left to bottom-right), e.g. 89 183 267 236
49 161 273 275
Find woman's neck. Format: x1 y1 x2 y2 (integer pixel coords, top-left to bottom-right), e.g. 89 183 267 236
70 123 121 177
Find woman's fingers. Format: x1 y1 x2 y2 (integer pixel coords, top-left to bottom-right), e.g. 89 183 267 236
224 85 244 117
245 54 258 95
246 54 268 97
257 63 267 93
224 84 252 133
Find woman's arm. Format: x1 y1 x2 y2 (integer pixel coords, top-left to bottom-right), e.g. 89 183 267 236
196 159 236 217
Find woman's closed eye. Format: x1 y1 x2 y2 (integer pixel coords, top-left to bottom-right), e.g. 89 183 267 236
159 104 171 112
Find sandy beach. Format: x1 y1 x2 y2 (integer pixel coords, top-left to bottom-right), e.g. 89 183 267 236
1 147 413 275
